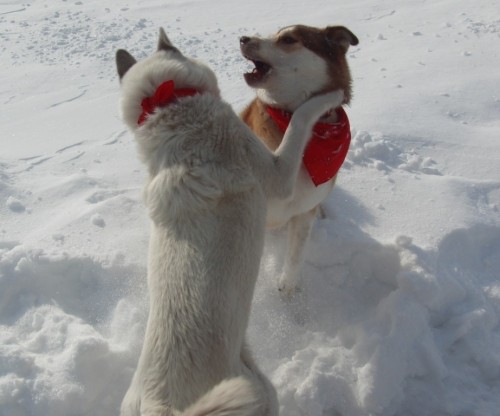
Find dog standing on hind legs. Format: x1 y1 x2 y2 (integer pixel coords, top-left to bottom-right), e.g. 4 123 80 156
115 28 344 416
240 24 359 297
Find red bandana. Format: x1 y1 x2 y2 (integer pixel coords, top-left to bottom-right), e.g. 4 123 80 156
137 80 199 125
266 106 351 186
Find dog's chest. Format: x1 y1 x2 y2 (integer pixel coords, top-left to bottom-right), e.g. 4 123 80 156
266 167 334 228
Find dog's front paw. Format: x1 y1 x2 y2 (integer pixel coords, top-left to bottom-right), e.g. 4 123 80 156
293 89 344 127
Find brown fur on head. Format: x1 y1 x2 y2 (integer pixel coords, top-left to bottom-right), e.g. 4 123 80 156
240 24 358 110
278 25 358 103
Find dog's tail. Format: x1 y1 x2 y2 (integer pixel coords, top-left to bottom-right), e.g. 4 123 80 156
181 377 259 416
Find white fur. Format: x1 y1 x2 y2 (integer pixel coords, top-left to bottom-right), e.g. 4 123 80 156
255 45 329 111
117 35 344 416
244 27 331 112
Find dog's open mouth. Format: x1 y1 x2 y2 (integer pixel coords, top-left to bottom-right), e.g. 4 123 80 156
243 58 272 85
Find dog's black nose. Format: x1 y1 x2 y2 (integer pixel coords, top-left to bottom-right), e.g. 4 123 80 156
240 36 251 45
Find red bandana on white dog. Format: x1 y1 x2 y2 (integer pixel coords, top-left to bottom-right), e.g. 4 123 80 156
138 80 199 125
266 106 351 186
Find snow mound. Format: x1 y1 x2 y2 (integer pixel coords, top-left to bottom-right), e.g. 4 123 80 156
347 131 441 175
249 219 500 416
0 246 147 416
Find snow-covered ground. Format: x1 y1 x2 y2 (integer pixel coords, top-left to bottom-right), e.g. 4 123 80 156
1 0 499 415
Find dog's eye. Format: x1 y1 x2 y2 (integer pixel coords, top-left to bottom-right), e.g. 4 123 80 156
280 36 298 45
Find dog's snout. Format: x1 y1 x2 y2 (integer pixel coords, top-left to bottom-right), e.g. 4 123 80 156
240 36 252 45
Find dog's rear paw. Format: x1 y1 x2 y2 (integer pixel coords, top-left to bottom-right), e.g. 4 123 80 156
278 274 301 299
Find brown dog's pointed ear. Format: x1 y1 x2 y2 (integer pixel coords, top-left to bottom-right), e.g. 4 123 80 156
158 27 176 52
325 26 359 53
116 49 137 80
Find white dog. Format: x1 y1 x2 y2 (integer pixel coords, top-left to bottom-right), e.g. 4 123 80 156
115 28 344 416
240 25 358 296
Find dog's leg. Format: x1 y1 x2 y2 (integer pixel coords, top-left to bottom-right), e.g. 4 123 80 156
240 343 278 416
140 404 174 416
318 204 327 220
278 207 317 297
120 374 141 416
257 90 344 200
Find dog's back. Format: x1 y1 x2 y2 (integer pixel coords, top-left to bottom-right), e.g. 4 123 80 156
117 30 271 416
120 71 268 416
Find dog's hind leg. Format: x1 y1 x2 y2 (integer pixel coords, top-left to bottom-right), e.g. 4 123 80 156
278 207 318 297
141 405 174 416
240 344 278 416
120 376 142 416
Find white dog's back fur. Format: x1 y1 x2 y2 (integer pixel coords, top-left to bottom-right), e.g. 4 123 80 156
116 29 343 416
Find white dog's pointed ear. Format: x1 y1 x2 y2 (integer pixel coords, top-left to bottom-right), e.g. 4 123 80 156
158 27 176 51
116 49 137 80
325 26 359 53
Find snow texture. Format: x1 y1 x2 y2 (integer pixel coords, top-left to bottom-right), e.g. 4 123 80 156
1 0 499 415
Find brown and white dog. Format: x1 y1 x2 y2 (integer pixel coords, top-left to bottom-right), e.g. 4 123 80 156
240 25 359 296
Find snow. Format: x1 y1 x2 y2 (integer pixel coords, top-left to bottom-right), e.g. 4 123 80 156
1 0 499 415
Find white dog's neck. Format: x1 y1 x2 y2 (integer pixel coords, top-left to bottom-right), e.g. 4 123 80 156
137 79 202 126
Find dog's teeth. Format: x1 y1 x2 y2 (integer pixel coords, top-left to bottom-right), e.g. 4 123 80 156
242 60 255 74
